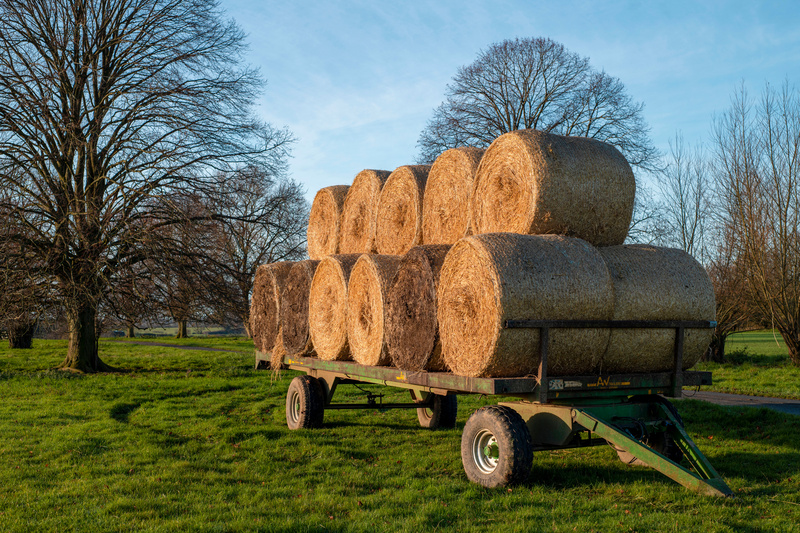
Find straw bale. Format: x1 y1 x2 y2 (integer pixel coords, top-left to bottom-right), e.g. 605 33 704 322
437 233 613 378
472 130 635 246
270 327 286 370
339 170 391 254
280 260 321 356
307 185 350 260
250 261 294 353
347 254 402 367
308 254 362 361
386 244 452 371
598 244 716 373
375 165 432 255
422 147 485 244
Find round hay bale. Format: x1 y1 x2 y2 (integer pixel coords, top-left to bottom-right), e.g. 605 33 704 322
307 185 350 260
339 170 391 254
375 165 432 255
346 254 402 367
386 244 452 371
250 261 294 353
472 130 635 246
280 259 321 356
598 244 716 373
422 147 485 244
270 327 286 370
437 233 613 378
308 254 362 361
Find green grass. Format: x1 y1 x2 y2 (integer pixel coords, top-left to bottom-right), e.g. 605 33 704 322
1 338 799 532
694 330 800 399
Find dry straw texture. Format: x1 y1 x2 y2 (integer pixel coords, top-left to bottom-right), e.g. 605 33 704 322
308 254 362 361
437 233 613 378
250 261 294 353
375 165 432 255
598 244 716 373
386 244 452 371
472 130 635 246
270 327 286 370
307 185 350 260
347 254 402 367
339 170 391 254
280 260 321 356
422 147 485 244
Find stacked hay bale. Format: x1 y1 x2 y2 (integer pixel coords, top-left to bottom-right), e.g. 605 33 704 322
307 186 349 260
249 261 294 366
253 127 715 379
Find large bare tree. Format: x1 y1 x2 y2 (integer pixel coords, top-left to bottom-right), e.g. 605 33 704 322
712 81 800 365
417 37 659 170
0 0 290 371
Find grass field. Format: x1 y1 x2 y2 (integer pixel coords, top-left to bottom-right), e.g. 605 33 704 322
0 336 799 532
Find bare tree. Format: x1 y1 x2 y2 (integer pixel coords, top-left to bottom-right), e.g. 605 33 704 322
712 81 800 365
0 0 291 371
417 37 659 170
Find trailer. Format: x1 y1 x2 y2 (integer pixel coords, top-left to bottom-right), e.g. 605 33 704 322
256 319 732 497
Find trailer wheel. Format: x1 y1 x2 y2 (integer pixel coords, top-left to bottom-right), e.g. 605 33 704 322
286 375 325 430
417 394 458 429
461 406 532 488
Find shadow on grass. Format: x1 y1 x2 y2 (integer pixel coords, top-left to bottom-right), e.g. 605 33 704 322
110 402 140 423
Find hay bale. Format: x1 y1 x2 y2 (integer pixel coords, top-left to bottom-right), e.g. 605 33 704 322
386 244 452 371
250 261 294 353
339 170 391 254
598 244 716 373
437 233 613 378
422 147 485 244
472 130 635 246
280 260 321 356
375 165 432 255
346 254 402 367
308 254 362 361
307 185 350 260
270 327 286 370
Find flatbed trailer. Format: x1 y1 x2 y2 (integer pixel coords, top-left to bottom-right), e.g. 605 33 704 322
256 319 732 497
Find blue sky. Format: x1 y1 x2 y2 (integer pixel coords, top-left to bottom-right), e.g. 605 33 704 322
225 0 800 200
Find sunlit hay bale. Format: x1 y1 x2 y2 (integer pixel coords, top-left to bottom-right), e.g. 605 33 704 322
308 254 362 361
437 233 613 378
346 254 403 367
472 129 635 246
339 170 391 254
386 244 452 371
375 165 432 255
280 259 321 356
422 147 485 244
598 244 716 373
250 261 294 354
307 185 350 260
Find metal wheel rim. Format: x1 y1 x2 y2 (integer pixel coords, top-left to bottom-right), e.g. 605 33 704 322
472 429 499 474
288 388 301 423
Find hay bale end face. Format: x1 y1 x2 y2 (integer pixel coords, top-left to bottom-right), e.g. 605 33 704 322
598 244 716 373
423 147 485 245
280 259 321 356
346 254 402 367
339 170 391 254
386 244 451 371
375 165 431 255
472 130 635 246
307 185 350 260
308 254 362 361
437 233 613 378
250 261 294 353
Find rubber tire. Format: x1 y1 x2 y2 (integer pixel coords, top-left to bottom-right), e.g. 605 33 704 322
417 394 458 429
461 406 533 488
286 375 325 430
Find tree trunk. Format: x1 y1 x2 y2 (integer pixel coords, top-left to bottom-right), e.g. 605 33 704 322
243 315 252 339
125 324 135 338
703 333 726 363
780 329 800 366
8 321 35 349
175 319 188 339
60 304 115 372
